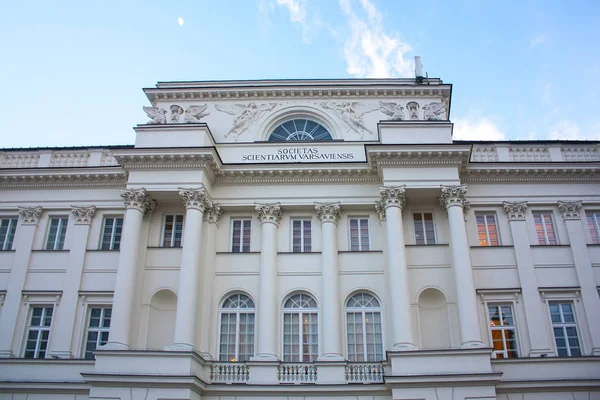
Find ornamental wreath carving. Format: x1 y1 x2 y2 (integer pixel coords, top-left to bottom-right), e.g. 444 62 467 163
315 202 341 224
178 187 213 212
71 206 96 225
18 206 43 225
255 203 282 225
439 184 470 210
503 201 528 221
119 188 155 215
557 200 582 220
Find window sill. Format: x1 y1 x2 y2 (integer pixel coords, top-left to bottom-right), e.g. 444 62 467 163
146 246 182 249
216 251 260 254
0 249 16 252
405 244 449 247
530 244 570 248
31 249 69 252
87 249 121 252
338 250 383 253
470 245 514 249
278 251 322 255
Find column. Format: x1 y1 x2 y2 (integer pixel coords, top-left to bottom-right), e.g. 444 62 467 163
315 202 343 360
439 185 484 348
104 189 155 350
168 187 212 351
558 201 600 355
198 204 223 358
503 201 553 356
252 203 282 361
0 207 42 357
376 186 416 350
49 206 96 358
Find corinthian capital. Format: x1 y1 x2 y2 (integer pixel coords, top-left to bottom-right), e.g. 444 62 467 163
179 187 213 212
206 203 224 224
439 184 470 211
558 201 582 220
119 188 156 215
71 206 96 225
315 202 341 224
18 206 43 225
255 203 282 226
503 201 528 221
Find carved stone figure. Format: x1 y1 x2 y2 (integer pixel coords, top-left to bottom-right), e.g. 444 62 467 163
170 105 184 123
406 102 420 120
379 102 406 120
143 106 167 124
321 101 379 138
216 102 277 139
423 102 446 120
183 104 210 123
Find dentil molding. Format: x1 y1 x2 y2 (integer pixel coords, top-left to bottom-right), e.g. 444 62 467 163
503 201 528 221
71 206 96 225
179 186 213 212
439 184 470 211
255 203 282 225
119 188 156 215
18 206 43 225
315 202 341 224
557 200 583 220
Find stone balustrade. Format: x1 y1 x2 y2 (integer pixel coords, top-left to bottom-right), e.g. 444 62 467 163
470 143 599 162
210 362 250 383
0 149 118 168
278 363 318 384
345 362 386 383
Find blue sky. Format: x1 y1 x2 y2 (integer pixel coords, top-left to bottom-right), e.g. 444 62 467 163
1 0 599 148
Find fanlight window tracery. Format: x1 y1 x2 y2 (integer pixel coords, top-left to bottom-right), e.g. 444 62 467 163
283 293 319 362
268 119 332 141
219 293 255 362
346 292 384 361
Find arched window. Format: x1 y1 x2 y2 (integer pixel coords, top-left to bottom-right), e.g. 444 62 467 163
268 119 332 141
219 293 255 362
346 293 384 361
282 293 318 361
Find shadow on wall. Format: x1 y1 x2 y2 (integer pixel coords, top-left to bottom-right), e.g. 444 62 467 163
418 288 451 349
147 289 177 349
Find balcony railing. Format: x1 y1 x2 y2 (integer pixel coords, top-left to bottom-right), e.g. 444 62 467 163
278 363 318 384
210 362 249 383
345 362 385 383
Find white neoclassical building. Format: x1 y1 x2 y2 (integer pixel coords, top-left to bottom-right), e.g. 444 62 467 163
0 77 599 400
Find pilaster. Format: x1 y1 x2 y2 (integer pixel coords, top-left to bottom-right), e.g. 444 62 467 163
0 207 42 357
558 200 600 355
377 185 416 350
439 185 483 348
503 201 553 356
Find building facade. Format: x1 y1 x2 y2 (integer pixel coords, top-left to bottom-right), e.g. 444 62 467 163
0 78 599 400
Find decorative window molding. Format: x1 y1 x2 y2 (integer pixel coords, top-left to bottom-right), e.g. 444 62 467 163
548 301 582 357
83 307 112 359
20 291 62 359
268 119 332 142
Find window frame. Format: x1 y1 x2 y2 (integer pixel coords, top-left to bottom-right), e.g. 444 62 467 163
217 293 256 362
161 214 184 248
586 210 600 244
548 301 582 357
100 216 123 250
486 303 519 359
23 305 54 359
0 216 18 251
412 212 437 245
348 217 370 251
532 210 558 245
83 306 112 359
230 218 252 253
45 216 69 250
475 212 500 246
345 292 384 361
290 218 312 253
282 293 319 362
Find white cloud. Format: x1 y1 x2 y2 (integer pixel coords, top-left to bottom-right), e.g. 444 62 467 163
452 117 506 141
275 0 315 42
339 0 413 78
549 120 600 140
529 34 546 48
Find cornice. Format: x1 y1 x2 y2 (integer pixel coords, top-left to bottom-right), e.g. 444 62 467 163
0 168 127 188
215 167 378 184
463 164 600 183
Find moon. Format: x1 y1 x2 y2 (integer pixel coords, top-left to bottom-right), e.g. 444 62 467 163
177 17 184 26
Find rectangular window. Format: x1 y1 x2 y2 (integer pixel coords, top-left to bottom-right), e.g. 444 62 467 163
45 217 68 250
549 302 581 356
487 304 518 358
292 219 312 253
101 217 123 250
349 218 370 251
231 219 251 252
24 306 53 358
162 214 184 248
413 212 436 245
588 211 600 244
84 307 111 359
476 213 499 246
533 211 557 245
0 217 17 251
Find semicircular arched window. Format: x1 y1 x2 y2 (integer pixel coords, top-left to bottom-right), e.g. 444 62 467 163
282 293 319 361
268 119 333 141
346 292 384 361
219 293 255 362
